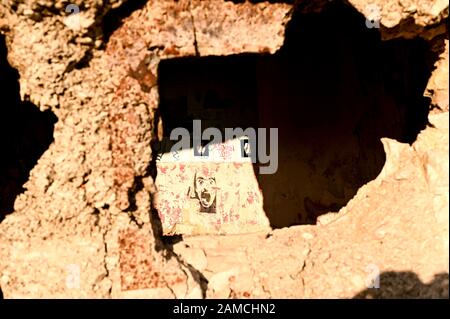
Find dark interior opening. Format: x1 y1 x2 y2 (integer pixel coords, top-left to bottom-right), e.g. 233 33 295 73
0 35 57 222
155 1 435 228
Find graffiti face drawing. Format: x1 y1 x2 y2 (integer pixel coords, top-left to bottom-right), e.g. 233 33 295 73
194 171 217 213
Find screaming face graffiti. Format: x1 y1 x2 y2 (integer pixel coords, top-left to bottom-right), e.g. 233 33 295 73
192 170 217 213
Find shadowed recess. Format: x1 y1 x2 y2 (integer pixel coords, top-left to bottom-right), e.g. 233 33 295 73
155 0 436 228
0 35 57 222
353 271 449 298
102 0 149 44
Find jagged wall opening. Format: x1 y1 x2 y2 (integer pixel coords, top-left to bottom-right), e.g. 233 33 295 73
0 35 57 222
154 1 435 230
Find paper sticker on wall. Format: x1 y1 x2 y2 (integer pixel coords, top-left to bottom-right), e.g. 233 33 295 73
155 138 270 235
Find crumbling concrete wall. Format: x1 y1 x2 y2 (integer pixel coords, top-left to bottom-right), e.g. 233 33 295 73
0 0 448 298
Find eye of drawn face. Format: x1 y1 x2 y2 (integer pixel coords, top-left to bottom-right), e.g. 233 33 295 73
196 177 205 188
207 178 216 187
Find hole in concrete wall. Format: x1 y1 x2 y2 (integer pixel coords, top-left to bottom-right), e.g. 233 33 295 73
154 1 435 230
102 0 149 44
0 35 57 222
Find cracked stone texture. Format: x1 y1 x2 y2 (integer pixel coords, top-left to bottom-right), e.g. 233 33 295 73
426 39 449 113
0 0 448 298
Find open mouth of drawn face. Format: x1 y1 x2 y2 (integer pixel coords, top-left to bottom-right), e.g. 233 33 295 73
199 191 213 207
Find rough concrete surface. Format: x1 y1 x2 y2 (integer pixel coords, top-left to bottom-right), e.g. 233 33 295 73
0 0 448 298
